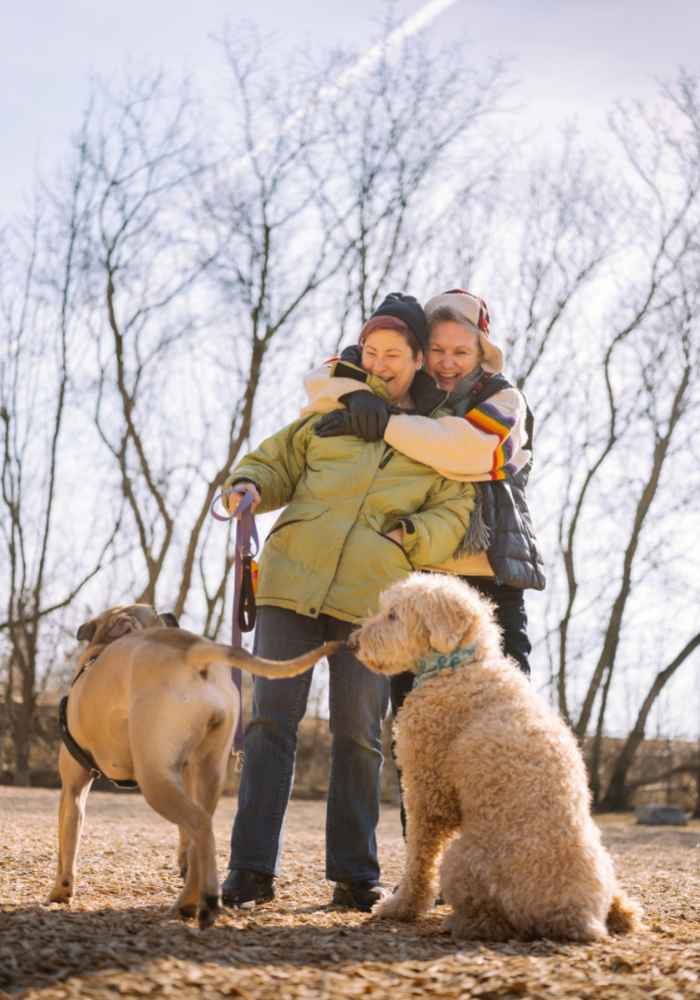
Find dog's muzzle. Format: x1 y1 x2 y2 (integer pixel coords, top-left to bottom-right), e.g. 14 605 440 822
346 632 360 652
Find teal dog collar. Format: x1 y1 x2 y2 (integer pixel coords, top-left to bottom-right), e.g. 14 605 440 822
413 644 480 689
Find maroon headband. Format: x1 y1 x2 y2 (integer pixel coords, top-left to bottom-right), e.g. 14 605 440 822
358 315 414 346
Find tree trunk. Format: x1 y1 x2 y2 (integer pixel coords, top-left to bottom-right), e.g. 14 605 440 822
575 364 692 739
601 631 700 811
693 735 700 819
11 700 32 786
589 665 613 806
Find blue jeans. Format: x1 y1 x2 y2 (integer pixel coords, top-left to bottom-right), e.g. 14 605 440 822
228 605 390 881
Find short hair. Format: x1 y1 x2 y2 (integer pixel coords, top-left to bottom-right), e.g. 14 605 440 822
426 304 480 338
359 316 423 359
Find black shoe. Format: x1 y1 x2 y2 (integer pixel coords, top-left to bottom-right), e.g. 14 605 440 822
333 879 391 912
221 869 275 909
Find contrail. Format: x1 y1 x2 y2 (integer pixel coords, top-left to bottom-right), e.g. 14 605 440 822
216 0 461 181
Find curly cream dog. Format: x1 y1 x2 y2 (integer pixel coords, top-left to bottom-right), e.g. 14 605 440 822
348 574 640 941
48 604 336 928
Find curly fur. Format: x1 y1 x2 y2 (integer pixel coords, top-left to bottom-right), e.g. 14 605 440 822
349 574 642 942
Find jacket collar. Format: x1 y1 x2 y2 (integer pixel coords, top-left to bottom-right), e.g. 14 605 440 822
409 369 449 416
413 643 480 689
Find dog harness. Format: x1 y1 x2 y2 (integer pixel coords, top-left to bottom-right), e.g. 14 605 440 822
413 643 480 689
58 654 139 789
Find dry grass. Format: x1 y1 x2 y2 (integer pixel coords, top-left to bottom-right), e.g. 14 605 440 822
1 787 699 999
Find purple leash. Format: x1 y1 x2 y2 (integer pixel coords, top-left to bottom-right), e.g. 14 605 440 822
210 489 259 771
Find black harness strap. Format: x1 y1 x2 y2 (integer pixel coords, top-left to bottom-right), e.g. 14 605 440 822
466 370 496 399
58 655 139 789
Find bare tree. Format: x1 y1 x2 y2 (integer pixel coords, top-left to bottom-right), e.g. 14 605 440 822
531 73 700 803
312 21 507 345
164 26 509 630
602 631 700 809
76 72 219 610
0 170 118 783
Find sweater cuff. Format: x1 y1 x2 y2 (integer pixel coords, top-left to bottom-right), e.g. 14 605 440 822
387 518 417 557
388 517 416 535
223 477 259 512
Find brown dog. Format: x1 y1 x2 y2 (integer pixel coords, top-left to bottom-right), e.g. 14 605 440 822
348 575 640 941
48 604 337 928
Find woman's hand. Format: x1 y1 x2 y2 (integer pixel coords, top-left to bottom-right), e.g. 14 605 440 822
315 409 353 438
227 482 261 517
385 526 404 547
315 392 391 442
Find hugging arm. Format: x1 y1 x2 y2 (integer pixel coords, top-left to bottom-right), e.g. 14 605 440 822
303 361 529 481
316 392 391 442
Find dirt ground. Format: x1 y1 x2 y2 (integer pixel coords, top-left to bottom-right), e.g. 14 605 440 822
1 788 699 999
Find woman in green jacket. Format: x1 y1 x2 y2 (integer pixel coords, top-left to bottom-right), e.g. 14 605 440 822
220 294 475 913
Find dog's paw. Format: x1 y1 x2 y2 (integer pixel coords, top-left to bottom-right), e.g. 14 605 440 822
170 903 197 921
198 893 222 930
375 892 419 922
46 882 72 904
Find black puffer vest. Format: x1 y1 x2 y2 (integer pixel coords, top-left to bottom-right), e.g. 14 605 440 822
461 375 546 591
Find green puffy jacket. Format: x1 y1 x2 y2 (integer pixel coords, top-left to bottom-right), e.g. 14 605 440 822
223 372 476 624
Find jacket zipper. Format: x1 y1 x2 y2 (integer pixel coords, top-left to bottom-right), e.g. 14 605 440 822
378 449 394 470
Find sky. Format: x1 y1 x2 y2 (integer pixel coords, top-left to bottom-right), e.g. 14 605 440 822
2 0 699 219
2 0 699 731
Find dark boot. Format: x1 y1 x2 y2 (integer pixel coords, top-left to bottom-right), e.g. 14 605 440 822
333 879 391 912
221 868 275 909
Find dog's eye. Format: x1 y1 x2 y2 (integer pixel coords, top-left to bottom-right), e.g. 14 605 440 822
388 610 397 620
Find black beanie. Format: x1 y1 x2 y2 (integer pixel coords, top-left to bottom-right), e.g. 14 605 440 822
370 292 427 353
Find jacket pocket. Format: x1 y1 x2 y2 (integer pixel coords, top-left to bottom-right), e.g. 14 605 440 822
268 499 329 536
375 530 414 570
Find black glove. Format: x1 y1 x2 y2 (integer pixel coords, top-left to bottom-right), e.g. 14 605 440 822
341 391 391 441
315 409 354 438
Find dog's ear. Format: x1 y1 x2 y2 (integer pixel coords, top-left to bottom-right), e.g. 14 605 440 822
428 625 463 653
427 611 465 654
158 612 180 628
104 617 136 639
127 605 163 630
77 620 96 642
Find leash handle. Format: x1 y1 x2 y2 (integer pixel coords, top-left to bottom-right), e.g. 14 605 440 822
210 488 260 762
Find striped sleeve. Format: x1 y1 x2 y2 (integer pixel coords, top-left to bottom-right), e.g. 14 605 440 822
464 401 519 480
383 388 530 482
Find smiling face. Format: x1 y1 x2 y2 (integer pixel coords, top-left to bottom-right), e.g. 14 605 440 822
425 321 483 392
361 329 423 407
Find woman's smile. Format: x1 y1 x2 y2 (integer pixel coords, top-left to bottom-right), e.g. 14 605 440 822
425 320 483 391
361 329 423 408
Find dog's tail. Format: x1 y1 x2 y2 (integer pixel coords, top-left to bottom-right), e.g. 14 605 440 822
185 640 341 678
606 890 642 934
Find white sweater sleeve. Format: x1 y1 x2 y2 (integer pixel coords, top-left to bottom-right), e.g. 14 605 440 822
300 363 531 482
384 388 530 482
300 363 373 416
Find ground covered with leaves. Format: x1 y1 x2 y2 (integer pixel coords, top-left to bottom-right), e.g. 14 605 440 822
1 788 699 999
